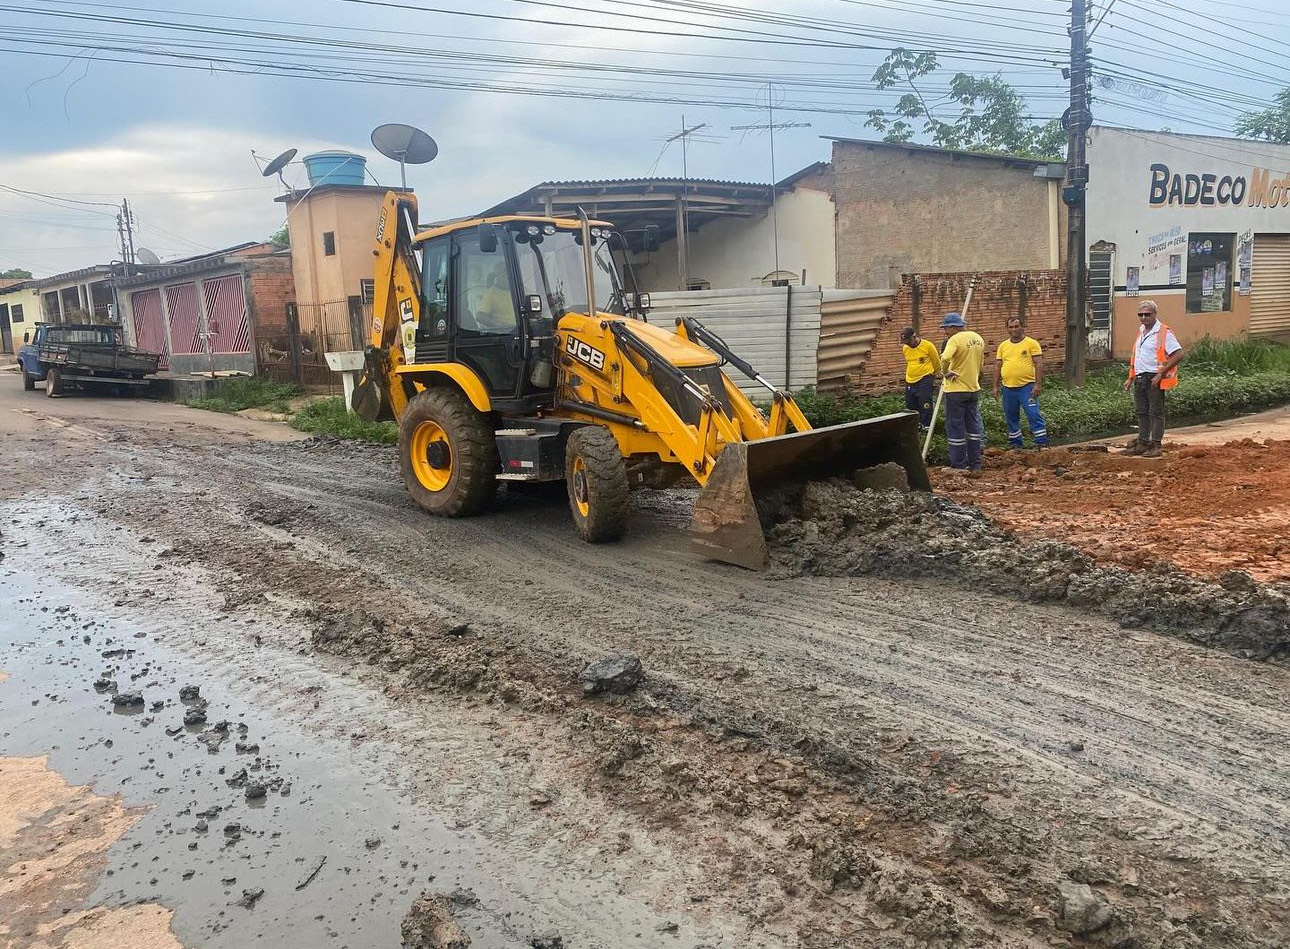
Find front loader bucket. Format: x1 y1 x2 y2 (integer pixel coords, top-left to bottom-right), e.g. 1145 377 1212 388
691 411 930 570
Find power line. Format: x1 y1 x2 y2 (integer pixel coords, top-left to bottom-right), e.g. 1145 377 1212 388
13 0 1066 78
0 182 120 210
1088 0 1116 37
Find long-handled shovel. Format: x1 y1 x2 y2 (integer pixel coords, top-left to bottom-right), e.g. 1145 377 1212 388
921 274 979 461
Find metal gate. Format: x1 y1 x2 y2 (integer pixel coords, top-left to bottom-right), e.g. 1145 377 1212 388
202 274 252 354
1088 248 1114 358
130 288 170 369
1250 234 1290 339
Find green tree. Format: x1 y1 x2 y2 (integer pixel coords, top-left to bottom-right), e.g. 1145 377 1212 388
0 267 32 279
1235 89 1290 142
268 225 290 247
865 48 1065 160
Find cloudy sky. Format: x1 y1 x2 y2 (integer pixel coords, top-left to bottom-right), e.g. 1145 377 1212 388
1 0 1281 275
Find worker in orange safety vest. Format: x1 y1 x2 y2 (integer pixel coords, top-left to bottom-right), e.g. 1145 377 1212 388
1121 300 1184 458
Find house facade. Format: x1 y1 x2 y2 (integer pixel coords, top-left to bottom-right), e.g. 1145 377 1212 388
1085 126 1290 356
115 244 292 375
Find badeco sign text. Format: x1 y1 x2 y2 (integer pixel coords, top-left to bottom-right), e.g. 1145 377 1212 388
1149 163 1290 208
1148 163 1246 207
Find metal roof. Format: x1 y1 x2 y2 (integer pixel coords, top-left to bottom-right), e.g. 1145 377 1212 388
28 264 115 289
480 177 779 249
481 177 773 217
115 242 285 289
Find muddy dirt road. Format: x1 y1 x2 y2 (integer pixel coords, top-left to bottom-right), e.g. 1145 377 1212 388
2 385 1288 948
943 440 1290 583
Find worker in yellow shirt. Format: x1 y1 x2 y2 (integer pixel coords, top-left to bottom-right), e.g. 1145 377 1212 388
992 316 1050 449
938 311 985 471
899 326 941 430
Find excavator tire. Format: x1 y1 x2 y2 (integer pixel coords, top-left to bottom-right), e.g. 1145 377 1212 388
565 425 628 543
399 387 497 517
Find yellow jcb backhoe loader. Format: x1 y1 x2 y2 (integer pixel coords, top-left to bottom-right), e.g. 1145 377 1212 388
351 191 929 568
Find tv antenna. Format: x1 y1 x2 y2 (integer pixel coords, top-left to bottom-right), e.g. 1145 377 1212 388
731 83 811 279
370 123 438 189
659 117 722 291
136 247 161 266
259 147 298 190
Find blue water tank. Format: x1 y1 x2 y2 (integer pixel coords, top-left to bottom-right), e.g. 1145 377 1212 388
302 150 367 186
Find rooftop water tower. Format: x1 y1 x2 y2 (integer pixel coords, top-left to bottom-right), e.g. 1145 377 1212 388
301 150 367 187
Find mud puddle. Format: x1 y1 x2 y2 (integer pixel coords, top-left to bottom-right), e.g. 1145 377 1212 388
0 541 722 948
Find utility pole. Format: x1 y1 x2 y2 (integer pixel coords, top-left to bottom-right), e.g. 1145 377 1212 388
1064 0 1091 386
117 198 137 276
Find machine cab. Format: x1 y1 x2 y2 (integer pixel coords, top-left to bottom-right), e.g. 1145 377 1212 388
412 218 632 413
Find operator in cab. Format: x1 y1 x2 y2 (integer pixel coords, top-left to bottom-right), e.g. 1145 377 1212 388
473 263 518 334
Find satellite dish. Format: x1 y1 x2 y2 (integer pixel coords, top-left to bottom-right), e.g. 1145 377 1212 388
137 247 161 266
370 124 437 188
260 147 298 190
262 148 297 178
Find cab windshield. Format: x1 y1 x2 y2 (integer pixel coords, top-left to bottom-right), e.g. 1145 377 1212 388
512 228 625 318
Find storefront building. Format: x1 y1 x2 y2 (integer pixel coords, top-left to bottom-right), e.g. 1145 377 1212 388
1087 127 1290 358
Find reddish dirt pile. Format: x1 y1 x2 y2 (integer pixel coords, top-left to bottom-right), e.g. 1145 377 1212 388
939 438 1290 583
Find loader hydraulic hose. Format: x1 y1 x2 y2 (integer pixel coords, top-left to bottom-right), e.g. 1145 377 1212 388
678 317 777 394
609 322 713 409
557 399 646 429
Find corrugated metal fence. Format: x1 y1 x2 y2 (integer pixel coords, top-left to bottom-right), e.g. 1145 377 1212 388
818 290 895 390
645 286 822 396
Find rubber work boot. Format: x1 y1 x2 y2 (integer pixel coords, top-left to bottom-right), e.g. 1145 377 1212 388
1122 439 1146 456
1142 442 1162 458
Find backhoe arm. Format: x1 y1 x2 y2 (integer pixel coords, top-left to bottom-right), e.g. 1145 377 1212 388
354 191 422 422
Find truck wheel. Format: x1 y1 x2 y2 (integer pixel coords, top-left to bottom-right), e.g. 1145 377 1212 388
45 367 63 397
565 425 629 543
399 388 497 517
22 369 34 391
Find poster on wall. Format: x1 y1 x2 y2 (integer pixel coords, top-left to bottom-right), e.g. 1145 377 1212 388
1169 254 1183 285
1202 267 1215 293
1238 232 1253 267
1215 261 1228 289
1126 266 1140 296
1239 266 1252 295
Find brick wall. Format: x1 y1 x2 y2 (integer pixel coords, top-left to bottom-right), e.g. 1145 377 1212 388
829 140 1066 289
244 253 295 338
849 269 1067 394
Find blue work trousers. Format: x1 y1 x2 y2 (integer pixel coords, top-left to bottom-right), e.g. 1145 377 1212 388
904 376 935 428
944 391 983 470
1000 383 1050 448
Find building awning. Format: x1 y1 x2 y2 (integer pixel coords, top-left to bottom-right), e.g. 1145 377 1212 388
478 178 775 249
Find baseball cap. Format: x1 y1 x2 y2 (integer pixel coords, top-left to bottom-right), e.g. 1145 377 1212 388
900 326 917 340
940 311 966 328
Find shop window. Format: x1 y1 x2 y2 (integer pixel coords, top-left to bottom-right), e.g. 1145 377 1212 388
323 231 336 256
1186 232 1234 313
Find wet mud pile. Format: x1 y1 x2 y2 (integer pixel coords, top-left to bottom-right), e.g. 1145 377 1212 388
767 480 1290 661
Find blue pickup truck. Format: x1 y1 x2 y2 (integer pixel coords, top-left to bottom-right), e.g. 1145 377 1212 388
18 323 161 397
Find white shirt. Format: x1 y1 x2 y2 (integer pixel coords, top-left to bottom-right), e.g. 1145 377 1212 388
1134 321 1182 374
